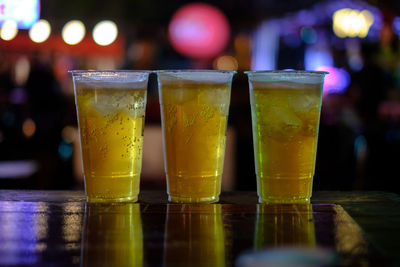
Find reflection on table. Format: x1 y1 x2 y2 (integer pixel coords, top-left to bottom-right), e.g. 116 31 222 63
164 204 225 267
0 202 50 265
0 191 396 266
254 204 315 248
81 203 143 267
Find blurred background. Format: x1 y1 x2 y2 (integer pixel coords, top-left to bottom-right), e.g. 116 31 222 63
1 0 400 193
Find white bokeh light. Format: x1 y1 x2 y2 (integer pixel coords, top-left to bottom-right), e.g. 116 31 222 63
92 20 118 46
333 8 374 38
62 20 86 45
0 20 18 41
29 19 51 43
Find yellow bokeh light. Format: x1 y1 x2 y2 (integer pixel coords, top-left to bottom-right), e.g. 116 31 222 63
359 10 374 38
62 20 86 45
0 20 18 41
23 118 36 138
332 9 347 38
213 55 238 71
332 8 374 38
92 20 118 46
29 19 51 43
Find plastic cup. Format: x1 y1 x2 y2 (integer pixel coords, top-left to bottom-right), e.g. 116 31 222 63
70 70 149 202
246 70 327 204
157 70 235 203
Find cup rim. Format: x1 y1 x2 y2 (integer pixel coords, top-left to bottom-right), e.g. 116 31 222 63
68 70 152 75
244 70 328 75
156 69 237 74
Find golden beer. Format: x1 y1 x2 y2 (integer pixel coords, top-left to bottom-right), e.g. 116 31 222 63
247 71 326 203
71 71 149 202
158 71 234 203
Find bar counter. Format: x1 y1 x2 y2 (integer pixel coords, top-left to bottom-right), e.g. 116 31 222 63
0 190 399 266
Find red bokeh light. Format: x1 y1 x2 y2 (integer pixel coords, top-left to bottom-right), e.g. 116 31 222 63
168 3 230 59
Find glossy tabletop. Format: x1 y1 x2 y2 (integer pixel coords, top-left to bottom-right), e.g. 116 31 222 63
0 190 399 266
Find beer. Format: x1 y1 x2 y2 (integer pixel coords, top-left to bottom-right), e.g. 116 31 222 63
158 71 234 203
247 71 326 203
71 70 149 202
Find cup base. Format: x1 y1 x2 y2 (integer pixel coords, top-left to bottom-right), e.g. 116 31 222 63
168 195 219 204
258 196 310 204
86 195 138 203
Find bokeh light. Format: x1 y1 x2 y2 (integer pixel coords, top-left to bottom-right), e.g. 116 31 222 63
316 66 351 96
9 88 28 105
304 47 333 70
58 141 73 160
168 3 230 59
213 55 238 71
14 56 30 87
348 54 364 71
92 20 118 46
62 20 85 45
22 118 36 138
0 20 18 41
345 38 364 71
393 16 400 37
300 26 317 44
333 8 374 38
61 126 77 143
29 19 51 43
251 20 279 70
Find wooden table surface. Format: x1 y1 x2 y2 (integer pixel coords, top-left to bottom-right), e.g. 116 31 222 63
0 190 399 266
